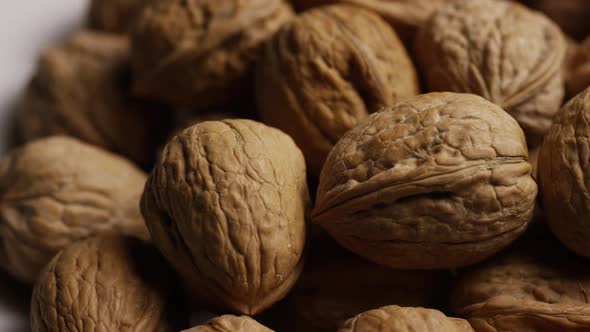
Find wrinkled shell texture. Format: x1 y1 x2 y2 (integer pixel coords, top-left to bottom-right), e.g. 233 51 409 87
131 0 294 111
141 119 309 315
182 315 273 332
0 136 148 283
532 0 590 41
89 0 147 33
567 37 590 98
31 235 185 332
338 305 474 332
538 88 590 257
450 226 590 331
416 0 566 146
18 30 166 167
256 4 418 176
313 93 537 269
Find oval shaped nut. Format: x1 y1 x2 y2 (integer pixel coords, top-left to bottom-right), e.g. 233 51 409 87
130 0 294 111
338 305 474 332
0 136 148 283
31 235 187 332
450 226 590 331
256 4 418 176
141 119 309 315
89 0 147 33
567 37 590 98
182 315 273 332
538 87 590 257
313 92 537 269
416 0 566 147
18 31 169 168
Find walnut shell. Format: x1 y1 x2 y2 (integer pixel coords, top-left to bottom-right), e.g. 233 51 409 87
313 92 537 269
31 235 186 332
531 0 590 41
256 4 418 176
416 0 566 147
131 0 294 111
338 305 474 332
182 315 273 332
89 0 147 33
450 225 590 331
0 136 148 283
566 37 590 98
141 119 309 315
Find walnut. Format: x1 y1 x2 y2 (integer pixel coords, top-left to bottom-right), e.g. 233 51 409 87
415 0 566 147
538 87 590 257
450 225 590 331
338 305 474 332
313 92 537 269
256 4 418 175
531 0 590 41
18 30 168 168
131 0 294 111
30 235 187 332
566 37 590 98
0 136 148 283
88 0 148 33
182 315 273 332
141 119 309 315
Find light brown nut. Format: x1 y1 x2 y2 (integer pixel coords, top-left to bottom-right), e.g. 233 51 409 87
256 4 418 176
88 0 148 33
312 92 537 269
338 305 474 332
538 87 590 257
30 235 187 332
531 0 590 41
566 37 590 98
18 30 168 168
450 225 590 331
141 119 309 315
182 315 273 332
131 0 294 111
0 136 148 283
415 0 566 147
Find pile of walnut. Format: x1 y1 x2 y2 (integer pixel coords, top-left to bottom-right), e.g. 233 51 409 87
5 0 590 331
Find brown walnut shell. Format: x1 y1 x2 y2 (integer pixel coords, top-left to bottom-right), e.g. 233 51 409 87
338 305 474 332
0 136 148 283
256 4 418 176
141 119 309 315
313 92 537 269
89 0 148 33
182 315 273 332
31 235 186 332
131 0 294 111
18 31 168 168
566 37 590 98
416 0 566 147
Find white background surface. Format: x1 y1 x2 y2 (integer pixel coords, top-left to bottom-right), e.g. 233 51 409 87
0 0 88 330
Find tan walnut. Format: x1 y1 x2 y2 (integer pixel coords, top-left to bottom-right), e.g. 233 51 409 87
88 0 148 33
0 136 148 283
131 0 294 111
313 92 537 269
538 87 590 257
31 235 187 332
141 119 309 315
182 315 273 332
566 37 590 98
256 4 418 176
450 225 590 331
416 0 566 147
338 305 474 332
18 31 168 168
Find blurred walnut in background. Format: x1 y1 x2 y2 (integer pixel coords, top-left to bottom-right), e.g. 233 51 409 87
89 0 148 33
566 37 590 98
529 0 590 41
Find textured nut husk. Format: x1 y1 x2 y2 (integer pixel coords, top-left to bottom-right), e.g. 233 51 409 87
256 4 418 176
31 235 187 332
415 0 566 147
182 315 273 332
338 305 474 332
89 0 147 33
531 0 590 41
538 87 590 257
141 119 309 315
0 136 148 283
313 92 537 269
131 0 294 111
18 30 168 168
450 225 590 331
566 37 590 98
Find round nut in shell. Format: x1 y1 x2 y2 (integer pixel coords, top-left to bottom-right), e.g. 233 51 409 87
88 0 147 33
312 92 537 269
415 0 566 147
182 315 273 332
0 136 148 283
130 0 294 111
256 3 418 176
30 235 187 332
141 119 309 315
